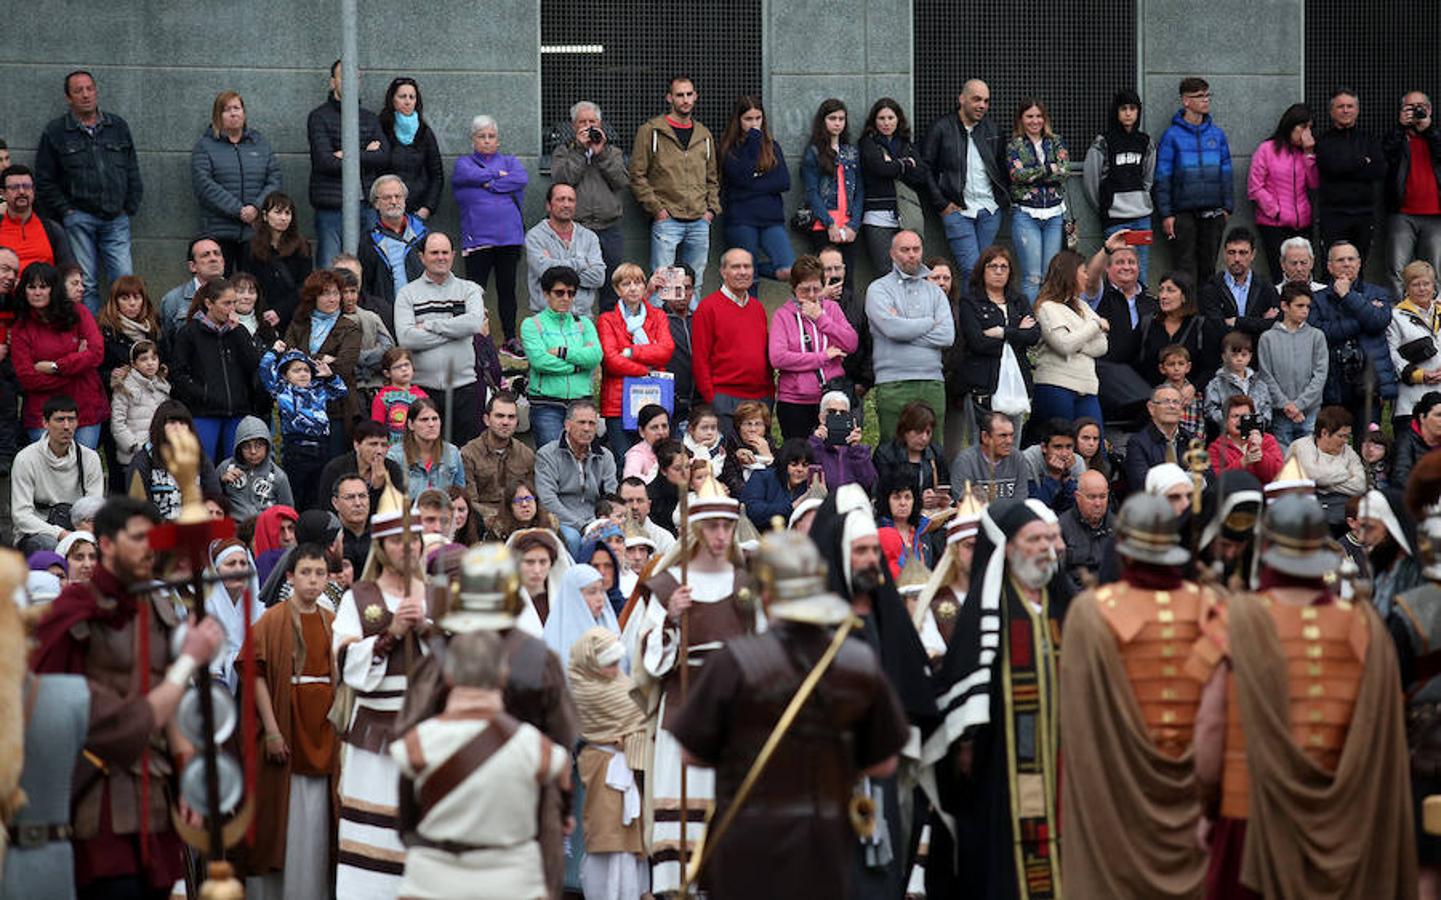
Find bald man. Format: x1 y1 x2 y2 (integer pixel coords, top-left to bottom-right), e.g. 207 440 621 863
1058 468 1115 590
866 230 954 440
922 78 1010 284
691 248 773 435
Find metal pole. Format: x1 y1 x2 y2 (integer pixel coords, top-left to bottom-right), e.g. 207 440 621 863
340 0 360 258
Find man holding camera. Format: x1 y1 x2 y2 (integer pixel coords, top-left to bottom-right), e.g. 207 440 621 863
1384 90 1441 297
1208 394 1283 485
550 100 629 312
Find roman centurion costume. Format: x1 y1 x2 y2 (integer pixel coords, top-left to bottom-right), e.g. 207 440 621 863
1059 493 1219 899
1194 494 1416 899
670 530 909 900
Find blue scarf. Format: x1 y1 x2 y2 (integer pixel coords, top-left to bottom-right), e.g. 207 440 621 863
393 111 420 146
308 308 340 354
620 300 651 345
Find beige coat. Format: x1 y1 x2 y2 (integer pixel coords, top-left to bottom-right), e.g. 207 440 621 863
1033 299 1108 395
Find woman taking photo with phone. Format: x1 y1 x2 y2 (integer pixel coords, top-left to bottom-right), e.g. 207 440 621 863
768 255 858 441
807 390 876 493
800 99 863 289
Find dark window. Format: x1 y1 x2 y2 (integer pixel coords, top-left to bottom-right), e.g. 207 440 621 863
539 1 763 169
913 1 1138 154
1304 1 1441 135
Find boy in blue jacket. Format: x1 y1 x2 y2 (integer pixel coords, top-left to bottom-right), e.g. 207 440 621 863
1155 76 1233 287
260 344 349 509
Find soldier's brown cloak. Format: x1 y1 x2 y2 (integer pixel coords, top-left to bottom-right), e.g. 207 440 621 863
1229 594 1417 899
1059 591 1206 899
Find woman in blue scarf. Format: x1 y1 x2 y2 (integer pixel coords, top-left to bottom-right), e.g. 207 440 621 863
379 77 444 220
543 563 624 673
283 269 361 456
578 527 627 617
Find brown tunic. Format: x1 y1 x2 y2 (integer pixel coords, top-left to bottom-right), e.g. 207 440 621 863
577 745 644 855
645 569 755 730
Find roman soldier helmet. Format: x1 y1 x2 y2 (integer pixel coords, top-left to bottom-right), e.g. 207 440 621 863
1115 493 1192 566
442 543 523 633
752 530 851 625
1258 494 1340 578
1405 452 1441 581
1263 454 1316 501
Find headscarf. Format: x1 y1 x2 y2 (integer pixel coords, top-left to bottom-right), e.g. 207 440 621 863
578 534 626 615
506 528 573 636
253 505 299 557
568 627 648 769
27 551 67 577
203 539 264 694
1145 463 1191 496
56 531 97 559
543 564 623 671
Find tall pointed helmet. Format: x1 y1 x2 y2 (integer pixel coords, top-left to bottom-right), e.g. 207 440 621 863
1264 454 1316 499
947 483 987 545
896 554 933 596
689 470 740 523
371 483 423 539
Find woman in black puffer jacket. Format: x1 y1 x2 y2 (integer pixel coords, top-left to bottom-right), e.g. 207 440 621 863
954 245 1041 441
168 277 263 464
378 77 444 219
190 90 283 271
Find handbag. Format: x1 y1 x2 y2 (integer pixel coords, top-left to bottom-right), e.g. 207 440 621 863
894 179 926 234
39 448 88 530
993 344 1031 417
789 204 817 234
1399 335 1438 365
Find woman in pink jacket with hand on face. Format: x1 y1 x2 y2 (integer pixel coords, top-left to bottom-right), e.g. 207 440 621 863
768 254 858 441
1248 104 1320 278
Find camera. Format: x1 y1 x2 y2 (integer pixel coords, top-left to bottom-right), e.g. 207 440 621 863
1412 104 1431 124
1237 413 1263 436
587 126 603 143
824 411 854 446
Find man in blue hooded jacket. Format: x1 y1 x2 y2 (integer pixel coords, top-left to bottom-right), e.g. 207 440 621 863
1155 77 1233 286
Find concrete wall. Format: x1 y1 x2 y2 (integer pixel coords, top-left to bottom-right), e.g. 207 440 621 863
0 0 1309 302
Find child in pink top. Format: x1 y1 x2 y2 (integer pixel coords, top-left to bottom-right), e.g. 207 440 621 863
370 347 429 445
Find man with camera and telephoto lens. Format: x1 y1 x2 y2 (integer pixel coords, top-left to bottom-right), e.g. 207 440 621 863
1309 240 1395 419
550 100 629 312
1208 394 1283 484
1384 89 1441 297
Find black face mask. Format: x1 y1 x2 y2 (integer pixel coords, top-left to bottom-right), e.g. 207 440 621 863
851 565 882 598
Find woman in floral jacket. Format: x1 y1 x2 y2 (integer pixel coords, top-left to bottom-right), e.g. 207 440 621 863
1007 98 1070 302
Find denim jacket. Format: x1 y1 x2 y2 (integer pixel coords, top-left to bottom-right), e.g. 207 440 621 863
801 143 864 231
36 111 144 218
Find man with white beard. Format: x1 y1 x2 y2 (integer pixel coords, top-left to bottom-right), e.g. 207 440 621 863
921 498 1066 899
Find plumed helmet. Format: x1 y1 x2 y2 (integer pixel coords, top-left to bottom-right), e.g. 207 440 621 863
1115 493 1191 566
1259 494 1340 578
442 543 522 633
753 530 851 625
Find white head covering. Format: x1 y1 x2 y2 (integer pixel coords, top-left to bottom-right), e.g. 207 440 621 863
56 530 96 559
1145 463 1191 496
543 563 624 674
836 483 879 586
1358 489 1413 556
204 542 264 695
23 571 62 606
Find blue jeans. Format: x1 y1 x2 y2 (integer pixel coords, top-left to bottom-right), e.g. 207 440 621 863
1012 210 1065 301
724 222 796 282
192 416 246 465
1031 384 1104 437
1105 216 1152 287
27 425 101 450
63 210 133 315
529 402 567 450
650 217 711 285
942 207 1002 285
313 207 378 267
1271 408 1317 453
559 523 583 561
603 416 633 469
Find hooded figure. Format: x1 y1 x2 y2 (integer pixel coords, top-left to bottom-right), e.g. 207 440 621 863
578 532 627 617
217 415 295 521
203 539 265 693
543 564 623 672
1200 469 1263 586
1358 487 1422 618
252 504 300 585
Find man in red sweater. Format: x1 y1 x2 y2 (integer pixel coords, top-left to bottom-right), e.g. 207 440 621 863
692 248 773 435
1208 394 1283 485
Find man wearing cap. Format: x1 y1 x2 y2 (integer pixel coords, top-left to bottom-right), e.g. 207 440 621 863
634 482 755 894
922 498 1065 899
393 542 578 899
670 530 909 900
331 489 428 897
1193 494 1415 897
1058 493 1217 897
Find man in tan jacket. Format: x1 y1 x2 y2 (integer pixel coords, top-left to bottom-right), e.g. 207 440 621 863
461 391 535 521
629 76 721 284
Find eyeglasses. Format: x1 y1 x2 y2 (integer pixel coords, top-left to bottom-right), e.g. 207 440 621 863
1184 92 1212 100
984 262 1010 271
550 288 577 298
1151 398 1183 407
513 495 537 504
3 183 33 192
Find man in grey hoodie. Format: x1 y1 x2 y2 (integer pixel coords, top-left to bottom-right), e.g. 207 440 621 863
865 230 955 441
217 416 294 521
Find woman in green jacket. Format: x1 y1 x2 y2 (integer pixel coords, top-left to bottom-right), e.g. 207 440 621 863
521 265 603 447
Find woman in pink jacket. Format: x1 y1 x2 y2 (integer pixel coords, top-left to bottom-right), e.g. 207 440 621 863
1247 103 1319 278
768 254 858 441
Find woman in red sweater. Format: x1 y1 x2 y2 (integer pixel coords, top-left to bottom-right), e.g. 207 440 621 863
11 263 108 447
1208 394 1283 485
597 263 675 463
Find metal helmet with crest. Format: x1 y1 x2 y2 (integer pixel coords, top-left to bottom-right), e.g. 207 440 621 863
442 543 524 633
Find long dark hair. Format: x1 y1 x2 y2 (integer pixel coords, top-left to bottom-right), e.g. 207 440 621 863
719 95 777 173
248 191 310 262
862 97 912 143
808 98 850 172
184 277 233 323
16 262 79 330
1033 249 1087 313
378 76 430 140
402 396 445 467
148 399 198 471
1106 89 1143 134
487 476 553 539
966 245 1017 301
773 437 813 486
1156 271 1199 321
1270 103 1313 150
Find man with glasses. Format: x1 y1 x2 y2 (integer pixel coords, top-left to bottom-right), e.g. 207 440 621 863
0 165 70 271
1124 384 1198 492
332 473 372 576
1155 77 1234 286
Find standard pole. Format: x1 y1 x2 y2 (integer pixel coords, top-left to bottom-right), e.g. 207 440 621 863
340 0 360 257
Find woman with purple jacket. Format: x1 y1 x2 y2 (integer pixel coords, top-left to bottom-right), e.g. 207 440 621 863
807 390 876 493
768 255 858 441
453 114 529 346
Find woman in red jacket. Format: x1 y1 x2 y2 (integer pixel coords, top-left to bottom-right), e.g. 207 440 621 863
597 263 675 463
11 263 108 448
1209 394 1283 484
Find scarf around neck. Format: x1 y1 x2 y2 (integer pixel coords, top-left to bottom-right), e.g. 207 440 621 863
393 111 420 146
118 313 154 345
197 309 234 334
308 308 340 354
620 300 650 345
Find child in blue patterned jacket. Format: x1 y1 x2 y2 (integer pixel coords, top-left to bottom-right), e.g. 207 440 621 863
261 343 349 508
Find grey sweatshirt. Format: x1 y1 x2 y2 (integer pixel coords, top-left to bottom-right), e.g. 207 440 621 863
12 439 104 541
217 416 295 521
524 219 607 317
394 271 489 389
864 264 955 384
1257 320 1328 413
949 445 1026 501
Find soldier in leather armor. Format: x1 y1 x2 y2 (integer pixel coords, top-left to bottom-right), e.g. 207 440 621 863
1059 493 1217 898
670 529 908 900
31 497 225 900
1194 494 1415 899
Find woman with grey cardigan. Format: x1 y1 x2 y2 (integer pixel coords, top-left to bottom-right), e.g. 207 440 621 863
191 90 282 271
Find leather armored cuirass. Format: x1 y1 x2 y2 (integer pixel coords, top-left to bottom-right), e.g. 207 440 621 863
1220 598 1368 819
1095 581 1213 758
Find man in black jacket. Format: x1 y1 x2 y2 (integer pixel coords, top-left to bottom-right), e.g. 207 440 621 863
662 264 699 426
1383 89 1441 296
1316 89 1385 265
1198 226 1278 337
307 60 389 271
820 245 873 400
922 79 1009 284
1080 238 1156 423
1123 385 1197 493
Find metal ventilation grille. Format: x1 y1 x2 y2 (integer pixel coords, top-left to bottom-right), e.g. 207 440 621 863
913 1 1138 159
540 1 764 166
1304 1 1441 135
